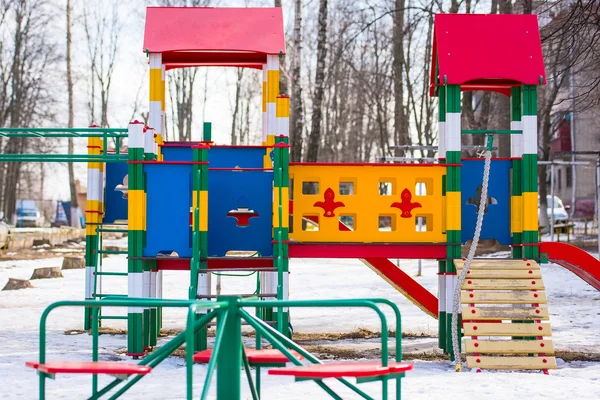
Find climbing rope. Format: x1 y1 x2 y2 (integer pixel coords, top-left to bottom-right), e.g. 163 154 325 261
452 135 493 372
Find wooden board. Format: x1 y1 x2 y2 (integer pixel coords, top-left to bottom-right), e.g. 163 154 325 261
462 278 545 290
463 322 552 336
466 356 557 370
455 269 542 279
465 339 554 354
454 259 539 270
461 291 547 304
462 306 549 320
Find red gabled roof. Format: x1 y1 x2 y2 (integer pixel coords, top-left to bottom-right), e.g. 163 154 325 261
430 14 546 96
143 7 285 69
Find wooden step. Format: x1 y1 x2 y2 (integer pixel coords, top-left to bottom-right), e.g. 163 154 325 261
454 259 539 270
461 291 547 304
465 339 554 354
463 322 552 336
466 356 557 370
456 269 542 279
462 306 549 320
462 278 544 290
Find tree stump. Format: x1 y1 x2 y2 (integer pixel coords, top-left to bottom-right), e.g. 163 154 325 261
62 256 85 270
31 267 63 279
3 278 34 290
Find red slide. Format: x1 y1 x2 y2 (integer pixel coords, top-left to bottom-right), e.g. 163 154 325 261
539 242 600 291
361 258 438 318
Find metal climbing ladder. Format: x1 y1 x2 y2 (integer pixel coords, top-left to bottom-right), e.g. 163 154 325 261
456 258 557 371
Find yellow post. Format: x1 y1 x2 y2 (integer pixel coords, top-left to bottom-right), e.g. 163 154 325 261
149 53 163 141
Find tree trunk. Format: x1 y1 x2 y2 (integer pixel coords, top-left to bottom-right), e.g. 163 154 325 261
66 0 80 227
305 0 327 162
290 0 304 162
230 69 243 145
274 0 288 95
393 0 410 156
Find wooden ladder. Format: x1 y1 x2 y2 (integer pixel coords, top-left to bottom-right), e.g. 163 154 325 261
455 258 557 371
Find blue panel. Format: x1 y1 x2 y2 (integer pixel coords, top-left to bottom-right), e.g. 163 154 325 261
162 146 194 162
161 144 266 168
461 159 511 245
209 147 266 168
208 170 273 256
103 162 128 224
144 164 192 257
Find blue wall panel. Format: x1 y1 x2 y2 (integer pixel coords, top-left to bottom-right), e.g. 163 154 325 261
103 162 129 224
208 170 273 257
461 159 511 245
144 164 192 257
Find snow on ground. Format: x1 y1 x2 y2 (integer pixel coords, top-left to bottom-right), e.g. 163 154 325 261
0 252 599 399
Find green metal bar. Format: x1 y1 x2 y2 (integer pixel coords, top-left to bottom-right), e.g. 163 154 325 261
239 310 349 400
201 309 229 400
95 272 128 277
216 298 242 400
186 304 196 400
106 309 220 400
241 344 260 400
92 307 99 397
461 129 522 135
88 379 121 400
242 302 390 398
98 316 128 320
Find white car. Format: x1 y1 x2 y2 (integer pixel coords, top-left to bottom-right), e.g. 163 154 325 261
0 213 9 249
539 195 569 224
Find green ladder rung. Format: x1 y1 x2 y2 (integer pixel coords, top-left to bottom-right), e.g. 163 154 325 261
461 129 522 135
98 250 128 255
98 228 128 233
99 316 128 320
95 272 128 277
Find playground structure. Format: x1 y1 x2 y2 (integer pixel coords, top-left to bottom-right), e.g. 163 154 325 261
0 6 597 400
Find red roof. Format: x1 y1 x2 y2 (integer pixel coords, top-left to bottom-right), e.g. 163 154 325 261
430 14 546 96
143 7 285 69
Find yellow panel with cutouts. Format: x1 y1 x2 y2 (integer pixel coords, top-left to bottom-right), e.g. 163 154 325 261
289 165 446 243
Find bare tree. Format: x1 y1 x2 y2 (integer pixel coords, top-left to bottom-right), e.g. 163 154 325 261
274 0 288 95
83 1 121 127
168 68 197 141
306 0 328 162
0 0 57 220
66 0 80 227
230 68 244 145
393 0 410 155
290 0 304 161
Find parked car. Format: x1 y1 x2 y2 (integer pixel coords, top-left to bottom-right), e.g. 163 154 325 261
539 195 569 225
16 208 43 228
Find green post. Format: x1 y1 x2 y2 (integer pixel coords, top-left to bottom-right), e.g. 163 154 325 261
127 121 146 357
203 122 212 143
444 84 462 359
521 85 539 260
143 127 157 350
216 296 242 400
438 85 447 353
511 86 523 259
191 144 210 350
273 136 290 337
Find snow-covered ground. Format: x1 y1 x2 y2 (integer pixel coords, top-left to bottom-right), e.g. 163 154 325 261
1 252 599 399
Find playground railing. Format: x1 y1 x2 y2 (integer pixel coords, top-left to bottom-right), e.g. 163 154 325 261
30 297 408 400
